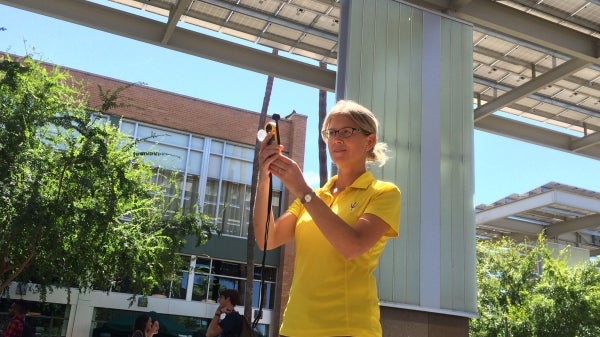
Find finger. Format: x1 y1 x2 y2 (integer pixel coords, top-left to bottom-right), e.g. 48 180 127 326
260 149 276 166
259 132 272 151
271 164 286 176
264 153 280 170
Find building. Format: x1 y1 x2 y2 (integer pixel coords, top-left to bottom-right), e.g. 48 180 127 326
4 1 600 336
476 182 600 262
0 61 307 337
5 59 600 337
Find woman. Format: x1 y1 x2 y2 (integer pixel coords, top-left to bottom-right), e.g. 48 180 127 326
254 100 401 337
131 314 151 337
146 318 159 337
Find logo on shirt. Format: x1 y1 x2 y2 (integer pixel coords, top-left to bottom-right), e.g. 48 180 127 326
350 201 358 211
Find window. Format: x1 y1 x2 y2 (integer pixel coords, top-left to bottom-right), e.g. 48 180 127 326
220 181 246 236
203 178 219 223
192 257 212 302
120 119 284 238
0 299 69 337
169 255 277 310
152 168 180 218
182 174 200 214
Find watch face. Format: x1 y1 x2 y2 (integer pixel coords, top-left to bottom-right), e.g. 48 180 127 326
304 193 312 203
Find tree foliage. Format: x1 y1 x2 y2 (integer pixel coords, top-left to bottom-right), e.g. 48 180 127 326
471 236 600 337
0 55 218 299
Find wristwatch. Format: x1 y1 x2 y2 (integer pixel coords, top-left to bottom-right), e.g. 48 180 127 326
301 191 316 204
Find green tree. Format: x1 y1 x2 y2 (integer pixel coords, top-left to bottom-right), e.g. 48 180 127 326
471 236 600 337
0 55 217 299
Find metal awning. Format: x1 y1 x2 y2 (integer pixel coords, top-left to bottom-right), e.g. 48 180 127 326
1 0 600 160
476 182 600 256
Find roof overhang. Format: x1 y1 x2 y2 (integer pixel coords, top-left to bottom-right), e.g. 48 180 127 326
476 182 600 256
2 0 600 160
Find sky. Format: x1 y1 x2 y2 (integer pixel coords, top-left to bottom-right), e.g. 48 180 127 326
2 2 600 206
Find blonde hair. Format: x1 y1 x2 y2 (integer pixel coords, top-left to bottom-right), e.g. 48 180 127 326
322 100 389 166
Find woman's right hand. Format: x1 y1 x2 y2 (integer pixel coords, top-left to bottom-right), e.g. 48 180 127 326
258 132 283 178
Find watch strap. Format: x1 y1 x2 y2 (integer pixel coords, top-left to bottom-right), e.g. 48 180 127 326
301 191 315 204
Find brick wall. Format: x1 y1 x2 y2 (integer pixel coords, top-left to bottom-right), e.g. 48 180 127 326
65 68 307 165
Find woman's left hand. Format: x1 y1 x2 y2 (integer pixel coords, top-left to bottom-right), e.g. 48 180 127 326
269 155 311 198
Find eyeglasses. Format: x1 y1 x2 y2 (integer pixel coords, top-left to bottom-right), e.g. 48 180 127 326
321 127 366 140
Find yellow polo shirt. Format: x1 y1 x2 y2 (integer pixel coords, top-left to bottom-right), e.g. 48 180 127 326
280 171 401 337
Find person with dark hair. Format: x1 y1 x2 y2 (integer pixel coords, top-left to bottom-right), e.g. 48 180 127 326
205 289 243 337
2 301 28 337
131 313 151 337
255 100 401 336
146 317 159 337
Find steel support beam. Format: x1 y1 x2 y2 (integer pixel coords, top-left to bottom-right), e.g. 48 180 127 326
475 78 600 119
202 0 338 41
402 0 600 63
475 192 557 224
474 58 590 121
475 115 600 160
479 218 544 235
0 0 336 91
571 131 600 152
546 214 600 237
161 0 193 44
